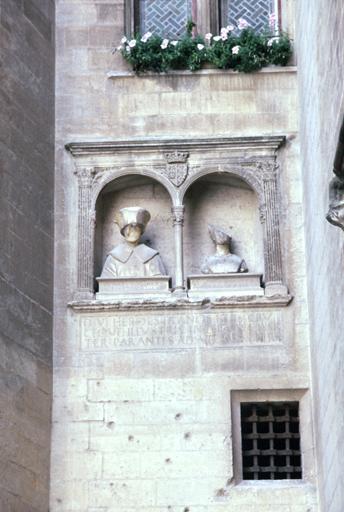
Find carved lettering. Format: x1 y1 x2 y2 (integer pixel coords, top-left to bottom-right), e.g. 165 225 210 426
79 310 283 351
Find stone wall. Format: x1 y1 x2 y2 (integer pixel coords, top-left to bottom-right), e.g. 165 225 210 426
0 0 55 510
296 2 344 511
53 0 319 510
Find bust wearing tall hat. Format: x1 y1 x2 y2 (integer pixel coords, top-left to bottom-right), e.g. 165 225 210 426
100 207 166 278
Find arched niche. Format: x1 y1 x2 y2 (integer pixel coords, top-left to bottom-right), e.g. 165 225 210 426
183 172 264 277
94 174 174 286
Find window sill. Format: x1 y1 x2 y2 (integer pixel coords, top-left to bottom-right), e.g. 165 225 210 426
107 65 297 79
233 480 314 488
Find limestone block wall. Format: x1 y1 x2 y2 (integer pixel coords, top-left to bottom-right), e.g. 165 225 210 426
53 1 318 510
296 1 344 511
0 0 55 510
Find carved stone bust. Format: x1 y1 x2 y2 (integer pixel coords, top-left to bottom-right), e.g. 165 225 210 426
201 224 248 274
100 207 166 278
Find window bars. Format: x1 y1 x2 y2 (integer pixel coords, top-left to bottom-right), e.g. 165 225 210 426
241 401 302 480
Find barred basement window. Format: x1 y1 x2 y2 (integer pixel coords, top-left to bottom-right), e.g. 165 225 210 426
241 401 302 480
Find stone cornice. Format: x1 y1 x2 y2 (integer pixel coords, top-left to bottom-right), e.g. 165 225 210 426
65 136 286 157
68 294 293 313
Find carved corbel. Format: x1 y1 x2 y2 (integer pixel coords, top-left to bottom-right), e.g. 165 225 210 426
326 117 344 231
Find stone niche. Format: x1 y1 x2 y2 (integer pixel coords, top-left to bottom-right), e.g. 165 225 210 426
67 136 290 305
95 175 174 298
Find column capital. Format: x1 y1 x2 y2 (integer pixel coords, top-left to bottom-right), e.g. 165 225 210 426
171 205 185 226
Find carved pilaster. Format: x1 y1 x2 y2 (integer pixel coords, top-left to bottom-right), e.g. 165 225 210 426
74 167 96 299
260 163 288 297
171 205 185 290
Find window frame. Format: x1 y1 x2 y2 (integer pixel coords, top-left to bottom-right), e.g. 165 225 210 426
231 389 315 485
124 0 282 38
124 0 219 37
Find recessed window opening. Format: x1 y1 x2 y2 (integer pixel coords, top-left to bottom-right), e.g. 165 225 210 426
241 401 302 480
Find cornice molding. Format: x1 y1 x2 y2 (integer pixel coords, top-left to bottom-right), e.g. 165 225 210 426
65 136 286 157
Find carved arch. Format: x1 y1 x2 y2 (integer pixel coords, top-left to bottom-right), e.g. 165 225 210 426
91 167 175 212
179 165 265 205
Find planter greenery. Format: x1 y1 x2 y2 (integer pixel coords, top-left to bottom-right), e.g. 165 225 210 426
116 18 292 74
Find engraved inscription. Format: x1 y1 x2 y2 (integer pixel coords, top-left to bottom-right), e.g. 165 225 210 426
79 310 283 351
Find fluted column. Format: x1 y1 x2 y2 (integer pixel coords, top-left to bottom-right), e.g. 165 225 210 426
74 167 95 300
261 170 288 297
171 205 185 291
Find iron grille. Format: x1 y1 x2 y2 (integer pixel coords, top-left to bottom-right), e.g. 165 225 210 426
241 401 302 480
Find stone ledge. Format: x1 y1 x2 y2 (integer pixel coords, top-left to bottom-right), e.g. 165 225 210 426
107 66 297 79
68 293 293 312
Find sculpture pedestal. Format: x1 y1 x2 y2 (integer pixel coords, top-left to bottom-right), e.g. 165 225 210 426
96 276 172 300
187 273 264 298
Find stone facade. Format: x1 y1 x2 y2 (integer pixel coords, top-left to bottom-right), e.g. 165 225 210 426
296 1 344 511
52 0 319 511
1 0 344 511
0 0 55 510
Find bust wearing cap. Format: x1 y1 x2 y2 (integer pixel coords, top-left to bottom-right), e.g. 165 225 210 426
201 224 248 274
100 207 166 278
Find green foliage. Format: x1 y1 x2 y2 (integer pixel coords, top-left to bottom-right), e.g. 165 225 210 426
118 23 292 74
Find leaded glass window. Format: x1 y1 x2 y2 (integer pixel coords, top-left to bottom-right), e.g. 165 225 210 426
221 0 278 33
139 0 193 38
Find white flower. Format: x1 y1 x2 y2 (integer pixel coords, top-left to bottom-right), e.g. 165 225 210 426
226 24 235 32
267 37 279 46
141 31 152 42
213 35 221 42
205 33 212 40
220 27 228 35
161 38 169 49
237 18 249 30
232 45 240 54
117 45 123 51
221 32 228 41
197 43 205 50
121 36 127 44
126 46 131 52
171 40 178 46
128 39 136 48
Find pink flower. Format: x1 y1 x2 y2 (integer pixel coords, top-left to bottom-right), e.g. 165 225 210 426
197 43 205 50
269 12 277 28
128 39 136 48
205 33 213 40
232 45 240 55
237 18 249 30
221 33 228 41
226 24 235 32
